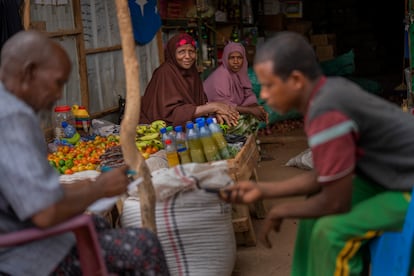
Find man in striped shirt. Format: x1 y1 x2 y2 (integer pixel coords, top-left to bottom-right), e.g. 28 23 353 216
224 31 414 275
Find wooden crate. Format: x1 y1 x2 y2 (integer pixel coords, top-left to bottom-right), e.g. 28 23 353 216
227 135 260 181
221 135 265 246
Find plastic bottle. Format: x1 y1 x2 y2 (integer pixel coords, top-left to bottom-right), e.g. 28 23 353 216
195 117 205 133
166 126 176 144
61 121 80 145
165 139 180 168
186 122 206 163
160 127 169 148
62 121 76 138
174 125 192 164
53 105 75 140
207 117 231 159
198 121 221 162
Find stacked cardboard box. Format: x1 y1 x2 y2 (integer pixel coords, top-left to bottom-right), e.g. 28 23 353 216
286 20 312 37
310 33 336 61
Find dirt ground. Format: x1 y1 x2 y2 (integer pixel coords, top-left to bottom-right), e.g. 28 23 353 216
232 129 309 276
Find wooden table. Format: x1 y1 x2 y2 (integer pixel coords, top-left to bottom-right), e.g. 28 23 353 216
226 134 266 246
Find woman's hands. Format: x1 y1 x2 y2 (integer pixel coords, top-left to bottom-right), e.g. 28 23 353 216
206 102 240 126
236 105 268 122
249 106 268 122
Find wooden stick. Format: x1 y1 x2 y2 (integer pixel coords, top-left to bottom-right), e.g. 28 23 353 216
85 45 123 55
114 0 156 233
23 0 31 30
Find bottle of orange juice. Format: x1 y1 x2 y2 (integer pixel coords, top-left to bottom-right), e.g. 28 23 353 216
165 139 180 167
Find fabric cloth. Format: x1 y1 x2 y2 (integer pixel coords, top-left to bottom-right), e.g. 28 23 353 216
203 42 257 107
146 160 233 201
291 176 410 276
140 33 207 126
0 0 23 52
52 215 170 275
0 82 75 276
305 77 414 190
128 0 161 45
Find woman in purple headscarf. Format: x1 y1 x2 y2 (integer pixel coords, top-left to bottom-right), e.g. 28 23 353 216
203 42 267 121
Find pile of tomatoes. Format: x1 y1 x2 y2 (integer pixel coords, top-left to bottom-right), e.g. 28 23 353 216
47 135 119 174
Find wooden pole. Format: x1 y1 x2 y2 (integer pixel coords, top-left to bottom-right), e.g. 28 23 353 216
114 0 156 232
23 0 31 30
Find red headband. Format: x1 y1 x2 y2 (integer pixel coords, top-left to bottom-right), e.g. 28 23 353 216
176 35 196 49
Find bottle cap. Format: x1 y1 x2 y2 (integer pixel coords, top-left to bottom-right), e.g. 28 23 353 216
165 139 172 145
160 127 167 134
54 105 71 112
206 117 213 124
195 117 205 124
197 121 204 128
186 122 194 129
61 121 69 128
174 125 183 132
166 126 173 131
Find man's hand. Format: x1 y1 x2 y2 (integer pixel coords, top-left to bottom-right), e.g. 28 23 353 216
259 207 284 249
220 181 263 204
94 165 131 198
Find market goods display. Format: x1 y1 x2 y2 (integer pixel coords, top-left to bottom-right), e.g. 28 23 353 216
47 135 119 174
135 120 166 159
99 145 125 169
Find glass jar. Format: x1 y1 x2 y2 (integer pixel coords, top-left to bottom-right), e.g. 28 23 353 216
53 105 75 140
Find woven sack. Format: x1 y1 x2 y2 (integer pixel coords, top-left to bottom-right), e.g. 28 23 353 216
121 189 236 276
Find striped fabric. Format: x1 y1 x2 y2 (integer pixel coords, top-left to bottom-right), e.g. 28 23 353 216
121 189 236 276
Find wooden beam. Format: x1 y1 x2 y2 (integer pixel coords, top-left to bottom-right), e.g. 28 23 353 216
89 107 120 119
45 28 82 38
85 45 122 55
72 0 89 110
156 30 164 64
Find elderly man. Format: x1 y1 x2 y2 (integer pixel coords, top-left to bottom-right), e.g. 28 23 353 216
0 31 169 276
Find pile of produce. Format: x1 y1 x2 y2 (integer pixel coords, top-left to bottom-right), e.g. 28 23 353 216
99 145 125 169
221 114 259 136
47 135 119 174
135 120 166 159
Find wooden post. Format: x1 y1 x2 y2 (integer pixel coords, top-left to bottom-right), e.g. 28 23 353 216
114 0 156 233
23 0 31 30
72 0 89 109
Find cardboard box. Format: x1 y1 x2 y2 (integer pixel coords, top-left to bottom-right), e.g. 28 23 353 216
286 20 312 36
310 34 336 46
258 13 286 31
315 45 335 61
263 0 281 15
215 25 234 46
159 0 193 19
283 1 303 18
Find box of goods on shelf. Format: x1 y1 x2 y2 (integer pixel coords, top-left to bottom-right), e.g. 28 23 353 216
258 13 286 31
159 0 194 19
286 20 312 37
310 33 336 62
